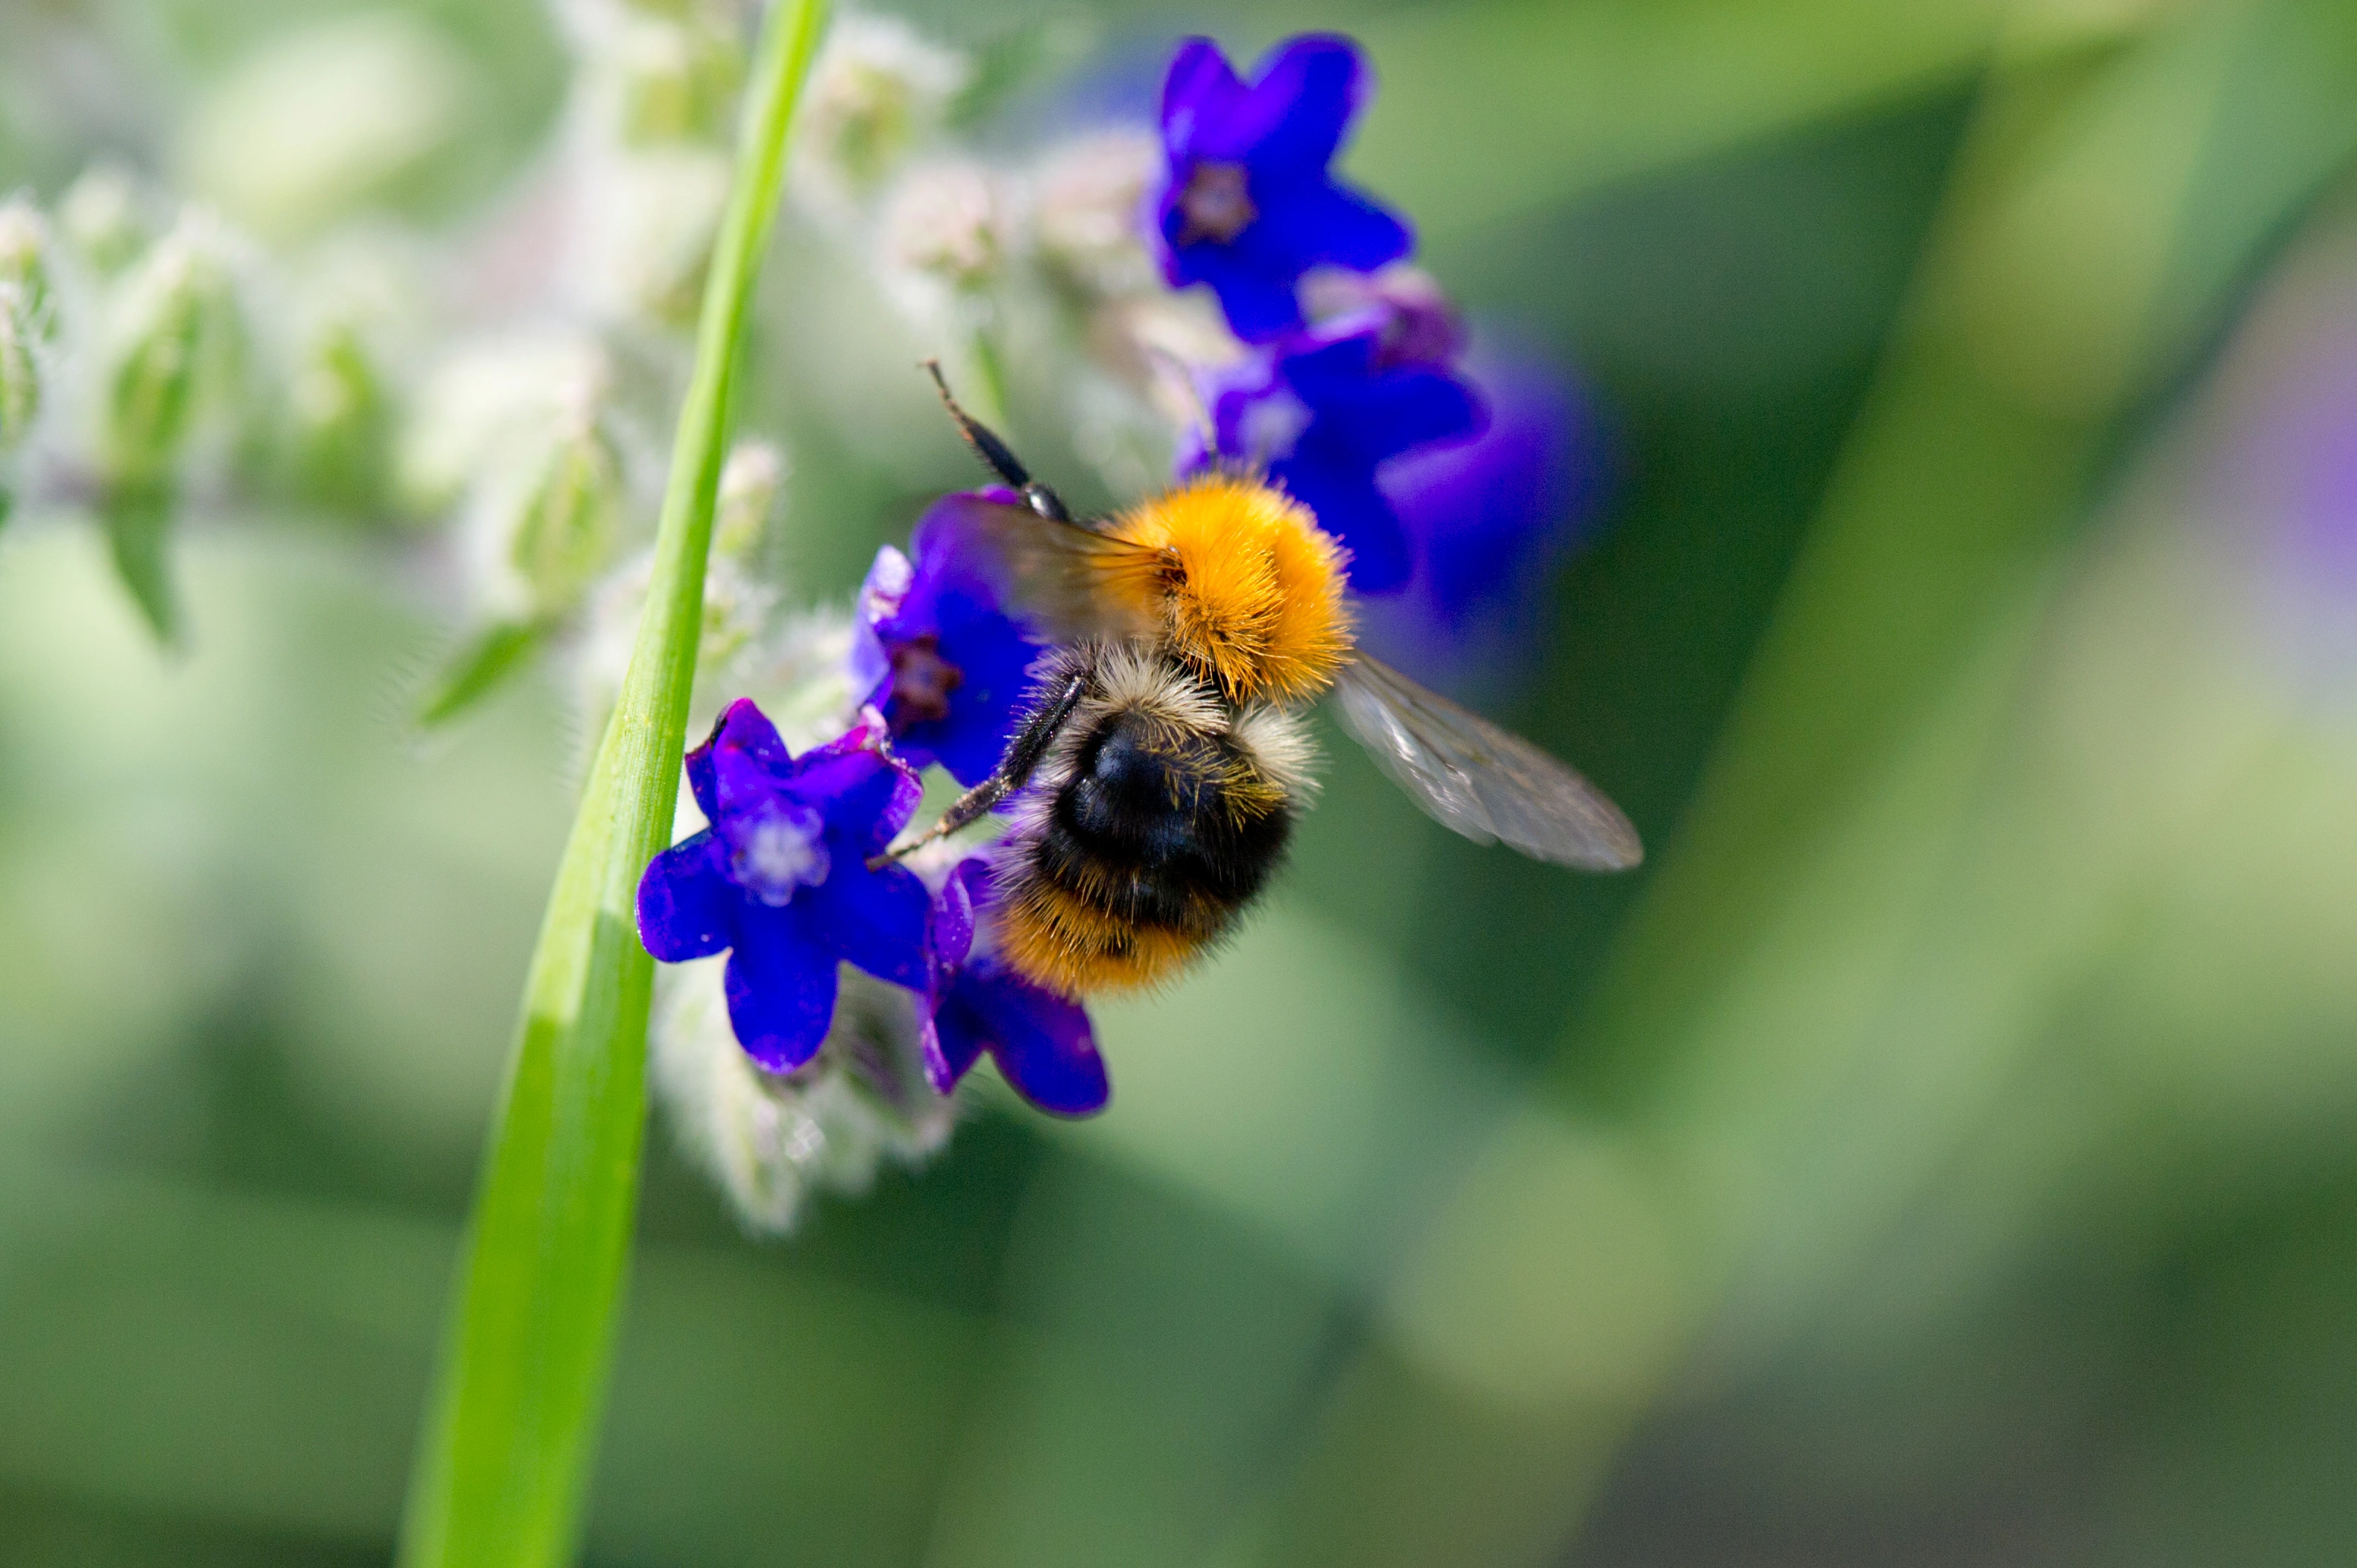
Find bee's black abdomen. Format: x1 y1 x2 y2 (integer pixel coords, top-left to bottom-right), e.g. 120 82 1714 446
1040 709 1292 936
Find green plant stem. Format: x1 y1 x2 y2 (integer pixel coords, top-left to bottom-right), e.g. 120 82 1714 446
394 3 830 1564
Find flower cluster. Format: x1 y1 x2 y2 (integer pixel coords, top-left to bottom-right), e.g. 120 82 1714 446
9 6 1606 1232
634 698 1105 1226
1155 39 1509 597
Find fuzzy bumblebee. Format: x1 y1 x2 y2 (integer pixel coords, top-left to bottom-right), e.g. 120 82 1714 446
882 366 1642 996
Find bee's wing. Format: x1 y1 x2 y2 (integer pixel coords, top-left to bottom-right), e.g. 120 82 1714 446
923 492 1158 643
1331 652 1643 870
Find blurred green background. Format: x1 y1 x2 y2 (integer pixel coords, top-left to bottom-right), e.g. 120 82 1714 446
6 0 2357 1563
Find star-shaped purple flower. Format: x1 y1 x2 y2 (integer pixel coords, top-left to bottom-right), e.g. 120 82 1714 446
850 488 1049 788
1185 305 1486 593
1155 34 1412 343
917 857 1108 1117
637 700 931 1072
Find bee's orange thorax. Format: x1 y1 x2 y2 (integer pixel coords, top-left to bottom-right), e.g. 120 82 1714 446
1099 474 1352 703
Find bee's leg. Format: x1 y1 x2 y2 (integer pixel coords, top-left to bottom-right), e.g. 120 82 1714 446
922 359 1073 523
869 673 1088 868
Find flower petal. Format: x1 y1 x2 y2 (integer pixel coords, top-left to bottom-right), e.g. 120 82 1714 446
723 910 839 1072
1177 242 1306 343
1229 34 1363 172
1248 179 1410 275
899 594 1040 786
921 1003 986 1097
1160 37 1247 154
961 968 1109 1116
802 855 931 989
636 830 738 961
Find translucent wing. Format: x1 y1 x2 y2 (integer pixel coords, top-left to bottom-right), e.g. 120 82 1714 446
919 492 1157 644
1332 652 1642 870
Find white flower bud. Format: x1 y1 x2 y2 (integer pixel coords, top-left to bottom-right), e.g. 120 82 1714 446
58 163 154 276
283 315 390 508
714 436 786 560
791 15 970 222
0 284 40 455
1030 127 1160 298
595 10 745 146
651 960 954 1236
0 199 55 330
876 160 1015 321
100 214 242 485
570 146 733 327
504 412 628 618
399 332 611 512
179 13 472 242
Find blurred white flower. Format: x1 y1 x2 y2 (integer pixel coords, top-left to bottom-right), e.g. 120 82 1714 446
98 212 247 485
398 331 613 512
791 14 971 223
714 434 786 560
876 159 1016 323
179 12 474 242
570 146 734 326
652 958 955 1236
1029 127 1160 299
58 163 153 276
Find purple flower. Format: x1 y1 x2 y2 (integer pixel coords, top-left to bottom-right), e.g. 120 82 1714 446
637 700 931 1072
850 488 1049 788
1187 305 1486 592
1155 34 1411 343
1355 343 1611 687
917 858 1108 1117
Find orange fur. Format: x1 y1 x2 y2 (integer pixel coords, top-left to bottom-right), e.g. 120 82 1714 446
997 881 1207 994
1100 475 1352 703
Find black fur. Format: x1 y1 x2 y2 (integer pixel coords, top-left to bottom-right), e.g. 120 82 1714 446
1035 707 1292 936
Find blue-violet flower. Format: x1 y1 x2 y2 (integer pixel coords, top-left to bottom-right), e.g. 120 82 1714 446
1185 307 1486 593
920 856 1108 1116
1356 344 1609 686
637 699 931 1071
849 487 1049 787
1155 34 1410 344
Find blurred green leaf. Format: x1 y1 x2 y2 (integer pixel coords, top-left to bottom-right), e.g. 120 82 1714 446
414 620 547 730
101 482 181 646
395 3 832 1564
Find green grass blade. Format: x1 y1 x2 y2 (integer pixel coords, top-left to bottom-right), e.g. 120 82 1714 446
395 2 830 1564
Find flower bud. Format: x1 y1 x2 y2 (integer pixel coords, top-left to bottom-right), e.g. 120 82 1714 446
101 214 241 485
58 163 152 276
506 414 628 618
651 958 954 1236
283 314 391 511
0 285 40 455
792 15 969 221
399 332 610 513
0 199 55 332
714 436 786 561
876 160 1015 320
597 10 745 146
1031 128 1160 299
572 147 732 327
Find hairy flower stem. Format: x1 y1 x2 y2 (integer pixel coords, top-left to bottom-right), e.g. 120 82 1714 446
394 2 830 1564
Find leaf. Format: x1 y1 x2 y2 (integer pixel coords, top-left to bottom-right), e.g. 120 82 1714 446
413 620 547 729
393 3 833 1564
100 480 180 647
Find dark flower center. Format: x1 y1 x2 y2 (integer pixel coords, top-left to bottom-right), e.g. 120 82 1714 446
1177 161 1256 244
887 632 964 726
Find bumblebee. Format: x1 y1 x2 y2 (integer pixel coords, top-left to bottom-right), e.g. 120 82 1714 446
884 365 1642 996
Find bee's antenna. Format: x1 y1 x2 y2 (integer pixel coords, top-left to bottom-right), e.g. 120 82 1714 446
922 359 1072 523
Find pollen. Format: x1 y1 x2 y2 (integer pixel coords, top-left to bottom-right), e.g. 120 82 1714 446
1101 474 1352 703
